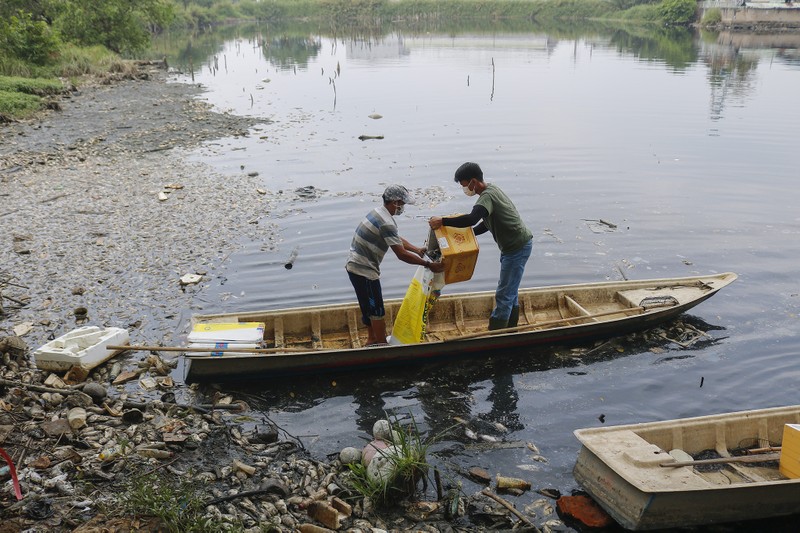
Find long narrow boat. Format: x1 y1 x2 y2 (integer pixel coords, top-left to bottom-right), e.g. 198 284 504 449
573 405 800 530
183 272 736 382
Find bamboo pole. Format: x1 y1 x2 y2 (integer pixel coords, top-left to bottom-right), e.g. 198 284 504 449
660 452 781 468
106 345 332 355
445 306 647 342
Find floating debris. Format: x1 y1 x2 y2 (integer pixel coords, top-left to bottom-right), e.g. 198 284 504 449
179 273 203 286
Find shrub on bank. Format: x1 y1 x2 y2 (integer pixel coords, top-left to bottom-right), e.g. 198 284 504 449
53 44 126 77
0 89 44 120
619 3 662 22
702 7 722 27
659 0 697 25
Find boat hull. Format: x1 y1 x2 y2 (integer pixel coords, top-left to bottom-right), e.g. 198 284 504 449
185 273 736 382
573 405 800 530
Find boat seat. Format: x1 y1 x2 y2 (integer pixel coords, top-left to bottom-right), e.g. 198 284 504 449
273 317 284 349
563 295 598 322
453 300 466 335
581 429 711 490
521 294 535 325
311 313 323 350
347 310 362 348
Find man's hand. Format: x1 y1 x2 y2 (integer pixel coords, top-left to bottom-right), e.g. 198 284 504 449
429 216 443 230
416 246 427 258
428 260 445 273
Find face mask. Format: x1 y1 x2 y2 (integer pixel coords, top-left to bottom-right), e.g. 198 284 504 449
462 182 476 197
394 203 405 216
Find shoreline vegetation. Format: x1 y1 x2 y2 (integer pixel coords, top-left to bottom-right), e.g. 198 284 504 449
2 0 705 122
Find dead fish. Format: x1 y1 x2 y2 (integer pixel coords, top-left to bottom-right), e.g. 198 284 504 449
465 428 478 440
528 498 554 516
493 422 508 433
526 442 540 454
479 434 499 443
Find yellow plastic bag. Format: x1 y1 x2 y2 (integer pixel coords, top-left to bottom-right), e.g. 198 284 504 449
391 266 444 344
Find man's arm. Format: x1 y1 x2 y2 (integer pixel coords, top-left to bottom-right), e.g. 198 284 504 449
391 243 445 273
400 237 425 257
429 204 488 230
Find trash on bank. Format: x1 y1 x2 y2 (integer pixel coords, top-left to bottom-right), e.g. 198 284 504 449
33 326 129 376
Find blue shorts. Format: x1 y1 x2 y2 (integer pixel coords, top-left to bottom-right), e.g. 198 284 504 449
347 271 385 325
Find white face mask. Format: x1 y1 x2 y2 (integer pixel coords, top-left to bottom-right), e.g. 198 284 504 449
462 184 476 197
394 203 405 216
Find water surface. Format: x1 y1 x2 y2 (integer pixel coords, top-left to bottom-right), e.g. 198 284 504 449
161 23 800 528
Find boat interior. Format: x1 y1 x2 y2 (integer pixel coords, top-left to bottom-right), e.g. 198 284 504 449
576 406 800 488
193 278 721 351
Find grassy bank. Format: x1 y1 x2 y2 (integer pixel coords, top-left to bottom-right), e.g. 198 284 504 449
0 44 133 121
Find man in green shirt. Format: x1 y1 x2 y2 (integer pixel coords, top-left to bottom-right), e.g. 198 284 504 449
429 162 533 330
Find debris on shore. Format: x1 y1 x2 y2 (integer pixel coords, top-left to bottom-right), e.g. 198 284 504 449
1 336 571 531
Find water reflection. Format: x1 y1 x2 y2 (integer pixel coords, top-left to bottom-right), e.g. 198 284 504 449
262 35 322 70
151 20 800 134
221 315 727 445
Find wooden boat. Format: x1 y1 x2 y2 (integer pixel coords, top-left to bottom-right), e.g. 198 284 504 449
573 405 800 530
33 326 130 373
183 272 736 382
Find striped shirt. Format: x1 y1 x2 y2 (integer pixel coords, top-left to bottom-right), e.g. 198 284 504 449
345 205 402 280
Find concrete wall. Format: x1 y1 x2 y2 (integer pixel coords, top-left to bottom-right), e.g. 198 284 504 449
698 3 800 28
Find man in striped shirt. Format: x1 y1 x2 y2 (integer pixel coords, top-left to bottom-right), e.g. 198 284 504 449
346 185 445 346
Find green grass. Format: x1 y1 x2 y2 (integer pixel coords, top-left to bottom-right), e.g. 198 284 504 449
109 470 246 533
0 89 45 120
0 76 63 96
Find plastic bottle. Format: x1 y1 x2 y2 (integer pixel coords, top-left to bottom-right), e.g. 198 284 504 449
98 446 122 462
137 448 172 459
67 407 86 430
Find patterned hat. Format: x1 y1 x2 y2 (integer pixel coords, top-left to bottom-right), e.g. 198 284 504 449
382 184 416 204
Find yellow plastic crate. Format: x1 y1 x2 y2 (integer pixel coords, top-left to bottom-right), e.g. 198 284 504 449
779 423 800 479
429 225 479 285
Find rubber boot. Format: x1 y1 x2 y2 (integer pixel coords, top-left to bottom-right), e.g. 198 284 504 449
488 317 508 331
508 306 520 328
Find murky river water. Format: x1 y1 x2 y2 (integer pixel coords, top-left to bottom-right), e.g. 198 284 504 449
158 22 799 528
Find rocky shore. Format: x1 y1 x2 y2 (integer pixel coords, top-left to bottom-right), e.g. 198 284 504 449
0 65 575 532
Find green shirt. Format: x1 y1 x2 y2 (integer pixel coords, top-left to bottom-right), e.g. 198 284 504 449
475 184 532 253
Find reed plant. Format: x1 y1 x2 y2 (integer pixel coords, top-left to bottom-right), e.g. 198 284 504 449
345 414 441 506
